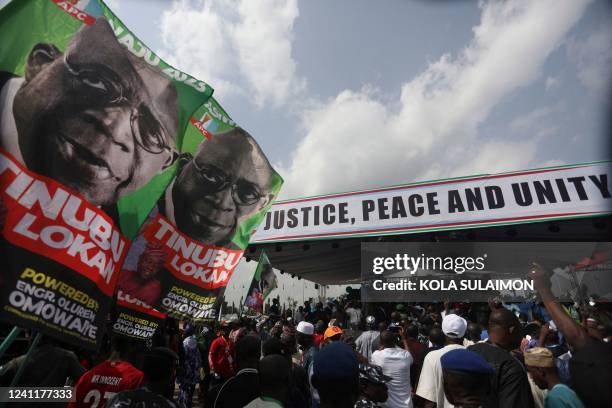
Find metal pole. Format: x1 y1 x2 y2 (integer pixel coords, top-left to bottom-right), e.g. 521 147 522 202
0 327 22 361
9 332 42 387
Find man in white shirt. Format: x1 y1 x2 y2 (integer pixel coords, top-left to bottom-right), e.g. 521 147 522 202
371 329 413 408
355 316 380 363
346 303 362 331
416 314 467 408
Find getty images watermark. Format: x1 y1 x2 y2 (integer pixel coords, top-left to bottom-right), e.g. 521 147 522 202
360 242 612 302
370 252 533 291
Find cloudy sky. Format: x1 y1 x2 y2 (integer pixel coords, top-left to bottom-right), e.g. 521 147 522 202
2 0 610 305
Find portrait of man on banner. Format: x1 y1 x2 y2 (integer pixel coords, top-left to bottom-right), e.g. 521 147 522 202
0 17 179 207
158 127 277 248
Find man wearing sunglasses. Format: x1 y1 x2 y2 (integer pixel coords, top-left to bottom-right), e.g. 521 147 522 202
0 18 179 206
160 127 276 247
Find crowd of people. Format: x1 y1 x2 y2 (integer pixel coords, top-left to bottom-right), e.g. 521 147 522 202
1 265 611 407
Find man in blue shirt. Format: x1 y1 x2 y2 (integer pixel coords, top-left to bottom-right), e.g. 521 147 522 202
524 347 584 408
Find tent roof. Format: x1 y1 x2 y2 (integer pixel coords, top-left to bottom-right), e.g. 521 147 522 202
246 216 611 285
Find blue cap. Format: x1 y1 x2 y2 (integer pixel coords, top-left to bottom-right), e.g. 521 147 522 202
313 342 358 379
440 349 494 375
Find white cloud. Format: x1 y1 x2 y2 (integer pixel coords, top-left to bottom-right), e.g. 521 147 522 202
545 75 560 90
567 25 612 93
160 0 303 105
510 106 552 129
453 140 539 177
160 0 242 97
277 0 591 199
535 126 558 139
231 0 305 107
508 105 559 142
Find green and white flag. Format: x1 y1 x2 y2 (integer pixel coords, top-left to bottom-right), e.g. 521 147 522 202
244 251 277 313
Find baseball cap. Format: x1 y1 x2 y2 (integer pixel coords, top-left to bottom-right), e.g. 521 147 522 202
442 314 467 338
324 326 343 340
313 342 358 380
524 347 555 368
358 363 391 385
440 349 494 375
297 321 314 335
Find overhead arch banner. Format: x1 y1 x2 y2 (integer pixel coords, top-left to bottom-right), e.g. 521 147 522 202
253 161 612 243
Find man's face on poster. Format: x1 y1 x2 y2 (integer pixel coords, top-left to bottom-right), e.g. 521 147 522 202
172 130 275 246
137 251 164 280
12 19 179 206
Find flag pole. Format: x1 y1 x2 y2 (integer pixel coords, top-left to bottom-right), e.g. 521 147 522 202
238 295 244 318
9 332 42 387
0 326 22 361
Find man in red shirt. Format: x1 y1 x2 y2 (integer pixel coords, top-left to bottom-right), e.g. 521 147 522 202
313 320 326 348
70 335 144 408
208 322 235 388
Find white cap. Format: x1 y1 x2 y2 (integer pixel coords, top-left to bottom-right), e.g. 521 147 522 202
297 321 314 335
442 314 467 338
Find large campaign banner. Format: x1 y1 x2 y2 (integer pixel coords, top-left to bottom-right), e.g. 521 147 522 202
0 0 281 348
244 251 277 314
115 98 283 321
253 161 612 243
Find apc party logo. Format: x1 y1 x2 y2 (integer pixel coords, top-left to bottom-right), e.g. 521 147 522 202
191 113 219 140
